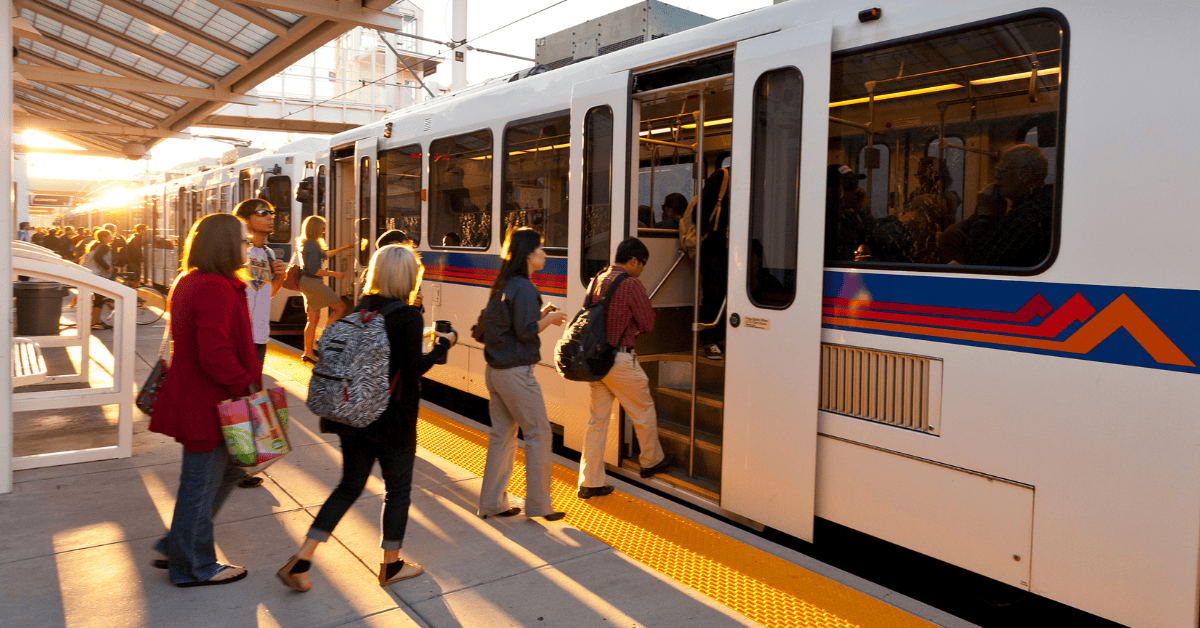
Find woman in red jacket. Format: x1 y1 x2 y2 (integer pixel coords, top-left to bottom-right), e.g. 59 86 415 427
149 213 262 587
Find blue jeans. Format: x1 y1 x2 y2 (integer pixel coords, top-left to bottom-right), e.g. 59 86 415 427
154 446 243 584
308 433 416 550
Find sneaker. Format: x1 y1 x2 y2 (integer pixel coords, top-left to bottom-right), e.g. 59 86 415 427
702 343 723 360
237 476 264 488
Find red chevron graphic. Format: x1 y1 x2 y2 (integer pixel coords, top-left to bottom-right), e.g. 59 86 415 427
823 293 1094 338
823 293 1194 367
823 293 1052 323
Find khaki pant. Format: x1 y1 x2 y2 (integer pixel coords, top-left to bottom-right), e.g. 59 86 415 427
478 365 556 517
579 352 665 488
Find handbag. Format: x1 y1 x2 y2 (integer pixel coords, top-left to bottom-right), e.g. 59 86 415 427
282 264 302 291
136 322 171 415
469 306 487 343
217 386 291 467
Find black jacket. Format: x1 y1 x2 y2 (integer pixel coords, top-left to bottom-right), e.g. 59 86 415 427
318 294 448 448
483 276 543 369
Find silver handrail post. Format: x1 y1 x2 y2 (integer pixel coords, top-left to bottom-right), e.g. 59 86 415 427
688 91 705 479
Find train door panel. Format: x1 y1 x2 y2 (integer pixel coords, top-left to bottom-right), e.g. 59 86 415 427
330 146 355 297
564 71 630 453
353 138 378 298
722 21 831 542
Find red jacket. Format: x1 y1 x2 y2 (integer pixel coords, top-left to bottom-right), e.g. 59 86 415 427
149 271 262 452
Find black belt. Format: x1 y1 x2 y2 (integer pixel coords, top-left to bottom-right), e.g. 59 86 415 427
616 347 635 353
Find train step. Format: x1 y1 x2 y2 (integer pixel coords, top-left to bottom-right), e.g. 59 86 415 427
655 386 723 411
654 418 722 454
619 458 720 502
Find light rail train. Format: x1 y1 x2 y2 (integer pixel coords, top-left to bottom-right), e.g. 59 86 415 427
65 138 322 329
137 0 1199 624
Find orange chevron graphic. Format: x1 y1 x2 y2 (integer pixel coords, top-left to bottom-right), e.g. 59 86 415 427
823 293 1194 367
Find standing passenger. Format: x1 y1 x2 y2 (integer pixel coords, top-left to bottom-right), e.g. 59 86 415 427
478 228 569 521
277 245 454 591
148 213 261 587
577 238 672 498
297 215 353 364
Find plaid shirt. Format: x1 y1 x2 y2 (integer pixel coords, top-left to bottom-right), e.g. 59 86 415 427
589 266 655 348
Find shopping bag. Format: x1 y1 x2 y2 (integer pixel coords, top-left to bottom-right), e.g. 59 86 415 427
217 387 291 467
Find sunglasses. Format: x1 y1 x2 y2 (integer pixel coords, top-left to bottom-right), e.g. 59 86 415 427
252 208 275 217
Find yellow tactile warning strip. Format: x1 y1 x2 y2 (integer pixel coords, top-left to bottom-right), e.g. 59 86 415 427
269 343 935 628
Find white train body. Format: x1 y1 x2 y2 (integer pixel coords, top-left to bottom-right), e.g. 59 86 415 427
320 2 1200 625
66 140 320 323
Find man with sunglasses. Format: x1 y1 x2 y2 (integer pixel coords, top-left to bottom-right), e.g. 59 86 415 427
233 199 288 488
576 238 672 500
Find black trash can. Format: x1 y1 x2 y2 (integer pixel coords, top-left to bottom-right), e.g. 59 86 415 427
14 281 68 336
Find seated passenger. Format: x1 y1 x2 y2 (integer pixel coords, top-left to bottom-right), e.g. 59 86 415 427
824 164 874 262
637 205 653 229
655 193 687 230
442 232 462 247
965 144 1053 267
907 156 959 231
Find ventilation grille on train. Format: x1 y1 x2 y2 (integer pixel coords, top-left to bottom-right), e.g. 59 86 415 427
599 35 644 56
819 344 940 434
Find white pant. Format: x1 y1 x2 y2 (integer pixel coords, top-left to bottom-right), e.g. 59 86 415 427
579 352 665 488
478 365 556 517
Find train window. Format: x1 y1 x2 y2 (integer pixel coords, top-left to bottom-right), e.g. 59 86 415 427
219 185 231 213
359 156 372 265
827 14 1065 271
581 105 613 284
747 68 802 309
204 188 218 215
378 146 422 246
502 111 569 253
855 144 889 220
317 166 327 218
263 176 292 244
430 130 492 249
926 137 965 223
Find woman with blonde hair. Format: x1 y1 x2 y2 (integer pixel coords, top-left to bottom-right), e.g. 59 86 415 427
278 244 456 591
298 215 353 364
148 213 260 586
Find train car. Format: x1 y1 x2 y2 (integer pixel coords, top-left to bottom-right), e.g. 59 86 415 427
319 1 1200 625
67 139 321 329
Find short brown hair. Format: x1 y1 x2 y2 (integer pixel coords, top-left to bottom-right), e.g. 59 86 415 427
234 198 273 221
182 213 244 278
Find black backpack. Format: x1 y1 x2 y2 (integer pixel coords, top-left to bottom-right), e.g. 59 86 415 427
554 273 629 382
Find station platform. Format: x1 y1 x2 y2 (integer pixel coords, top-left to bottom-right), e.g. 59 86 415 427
1 319 976 628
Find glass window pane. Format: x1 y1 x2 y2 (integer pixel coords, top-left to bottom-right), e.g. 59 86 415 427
430 130 493 248
827 15 1064 270
748 68 802 309
378 145 423 246
502 111 570 251
317 166 326 218
359 157 372 265
264 176 292 243
582 106 613 284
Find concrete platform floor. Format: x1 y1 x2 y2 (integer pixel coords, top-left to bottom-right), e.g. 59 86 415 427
1 320 971 628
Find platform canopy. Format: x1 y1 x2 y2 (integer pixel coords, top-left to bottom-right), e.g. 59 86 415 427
11 0 427 159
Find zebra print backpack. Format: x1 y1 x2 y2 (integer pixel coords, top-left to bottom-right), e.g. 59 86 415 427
306 301 406 427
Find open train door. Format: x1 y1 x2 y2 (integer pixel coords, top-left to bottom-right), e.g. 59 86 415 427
351 138 378 297
722 21 831 542
564 70 630 454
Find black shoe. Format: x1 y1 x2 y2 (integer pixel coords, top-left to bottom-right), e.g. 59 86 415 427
640 453 675 479
481 506 521 519
577 485 614 499
237 476 264 488
541 511 567 522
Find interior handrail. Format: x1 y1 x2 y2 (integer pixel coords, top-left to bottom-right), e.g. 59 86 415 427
648 249 687 301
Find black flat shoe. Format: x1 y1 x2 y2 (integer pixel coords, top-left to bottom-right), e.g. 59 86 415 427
237 476 264 488
640 453 675 479
541 511 567 522
577 485 614 499
177 565 247 587
481 506 521 519
301 354 318 365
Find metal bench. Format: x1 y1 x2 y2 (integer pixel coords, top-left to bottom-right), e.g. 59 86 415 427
12 337 47 387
